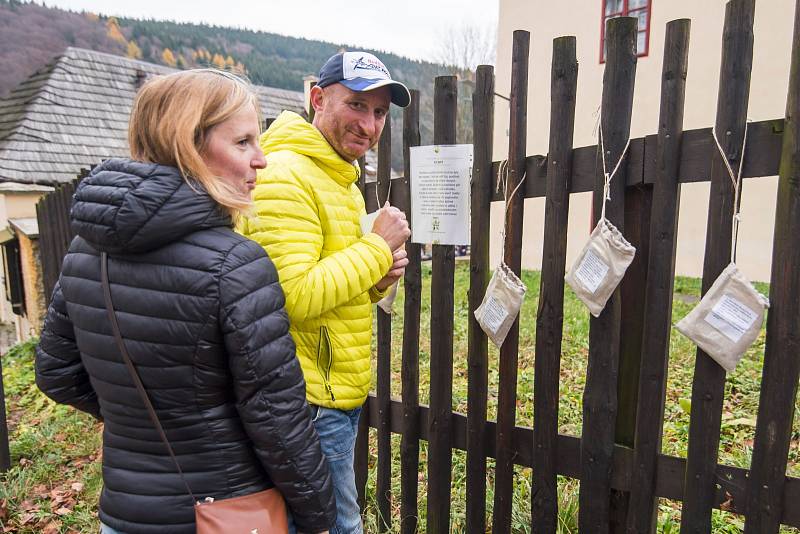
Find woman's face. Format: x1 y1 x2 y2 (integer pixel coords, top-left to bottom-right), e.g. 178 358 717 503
202 105 266 196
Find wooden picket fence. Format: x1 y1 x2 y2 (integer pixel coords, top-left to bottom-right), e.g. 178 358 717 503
355 1 800 533
36 172 86 305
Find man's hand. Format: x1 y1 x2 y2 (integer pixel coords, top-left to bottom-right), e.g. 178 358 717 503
371 202 411 251
375 248 408 291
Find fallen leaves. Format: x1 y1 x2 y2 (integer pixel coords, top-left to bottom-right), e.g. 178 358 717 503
2 480 88 532
719 491 735 512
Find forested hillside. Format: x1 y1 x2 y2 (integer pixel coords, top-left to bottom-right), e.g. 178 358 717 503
0 0 476 166
0 0 457 95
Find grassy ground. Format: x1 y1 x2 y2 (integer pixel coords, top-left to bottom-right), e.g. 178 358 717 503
0 339 102 533
360 262 799 533
0 263 797 532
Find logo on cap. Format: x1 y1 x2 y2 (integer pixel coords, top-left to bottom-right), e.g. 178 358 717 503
344 53 390 80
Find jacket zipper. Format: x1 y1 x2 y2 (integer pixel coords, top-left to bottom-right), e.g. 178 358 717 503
317 326 336 401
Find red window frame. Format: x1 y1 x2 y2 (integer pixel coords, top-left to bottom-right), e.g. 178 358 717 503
600 0 652 63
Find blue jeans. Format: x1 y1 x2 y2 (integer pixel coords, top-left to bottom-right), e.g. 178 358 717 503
100 523 124 534
289 405 363 534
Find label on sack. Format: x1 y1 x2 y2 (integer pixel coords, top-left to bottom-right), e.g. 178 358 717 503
704 293 758 343
481 296 510 334
574 248 609 294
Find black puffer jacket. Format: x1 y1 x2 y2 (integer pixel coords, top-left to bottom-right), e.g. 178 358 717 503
35 159 336 533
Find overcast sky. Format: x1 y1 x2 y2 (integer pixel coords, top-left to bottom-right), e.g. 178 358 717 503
35 0 499 62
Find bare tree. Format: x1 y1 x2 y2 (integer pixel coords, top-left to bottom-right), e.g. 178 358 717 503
436 22 497 72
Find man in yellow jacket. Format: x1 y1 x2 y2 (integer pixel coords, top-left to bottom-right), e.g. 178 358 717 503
242 51 411 533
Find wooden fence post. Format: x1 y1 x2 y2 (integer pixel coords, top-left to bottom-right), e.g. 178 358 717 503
744 1 800 531
492 29 530 534
376 116 393 532
355 156 374 512
681 1 755 530
426 75 457 534
626 18 691 534
532 35 578 534
579 16 637 534
465 65 494 534
398 90 421 534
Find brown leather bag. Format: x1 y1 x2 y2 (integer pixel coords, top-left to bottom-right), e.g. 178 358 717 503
100 252 289 534
195 489 288 533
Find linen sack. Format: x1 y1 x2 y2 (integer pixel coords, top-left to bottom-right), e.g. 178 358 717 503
675 262 769 372
474 262 527 349
565 218 636 318
361 210 399 314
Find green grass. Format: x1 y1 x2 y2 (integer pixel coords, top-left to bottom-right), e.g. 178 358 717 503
0 264 797 532
0 338 103 533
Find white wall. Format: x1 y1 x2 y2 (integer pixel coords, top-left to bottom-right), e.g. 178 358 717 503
492 0 795 281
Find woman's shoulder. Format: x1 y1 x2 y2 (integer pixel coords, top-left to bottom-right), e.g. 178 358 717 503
184 227 275 275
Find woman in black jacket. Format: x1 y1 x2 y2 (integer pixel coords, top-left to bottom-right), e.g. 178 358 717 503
34 69 336 534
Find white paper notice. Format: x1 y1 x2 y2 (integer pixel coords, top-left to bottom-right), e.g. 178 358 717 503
704 293 758 343
481 296 509 334
360 210 380 237
574 248 609 294
410 144 473 245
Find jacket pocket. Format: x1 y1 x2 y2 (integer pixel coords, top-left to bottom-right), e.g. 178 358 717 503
316 326 335 401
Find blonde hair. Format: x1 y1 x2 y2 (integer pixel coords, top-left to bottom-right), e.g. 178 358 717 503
128 68 262 220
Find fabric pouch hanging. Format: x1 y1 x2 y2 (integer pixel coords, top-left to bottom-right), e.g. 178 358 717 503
474 262 527 349
565 115 635 317
474 160 528 349
675 262 768 371
565 217 636 317
675 123 768 372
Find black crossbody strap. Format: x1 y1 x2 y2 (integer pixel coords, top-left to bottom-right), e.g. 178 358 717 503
100 252 197 503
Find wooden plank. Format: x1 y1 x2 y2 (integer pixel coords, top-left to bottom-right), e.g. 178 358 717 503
354 156 370 513
656 119 784 184
362 396 800 528
579 16 638 534
375 115 392 533
492 29 530 534
426 75 457 534
51 185 66 269
681 1 756 531
744 2 800 531
626 18 691 534
465 65 494 534
397 89 421 534
35 196 56 304
531 35 578 534
55 182 74 270
489 118 783 201
611 181 654 532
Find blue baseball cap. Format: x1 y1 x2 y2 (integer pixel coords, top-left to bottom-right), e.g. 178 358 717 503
317 51 411 107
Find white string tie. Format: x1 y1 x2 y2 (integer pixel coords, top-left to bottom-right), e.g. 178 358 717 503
373 175 393 208
711 120 750 263
597 109 632 222
495 158 527 262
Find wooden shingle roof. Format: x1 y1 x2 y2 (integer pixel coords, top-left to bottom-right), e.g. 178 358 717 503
0 47 305 185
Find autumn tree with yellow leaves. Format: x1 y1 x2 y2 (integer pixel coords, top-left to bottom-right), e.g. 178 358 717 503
106 17 126 44
161 48 177 67
211 53 226 69
126 40 142 59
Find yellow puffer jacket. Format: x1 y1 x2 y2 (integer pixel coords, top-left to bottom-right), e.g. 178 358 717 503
241 111 393 409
